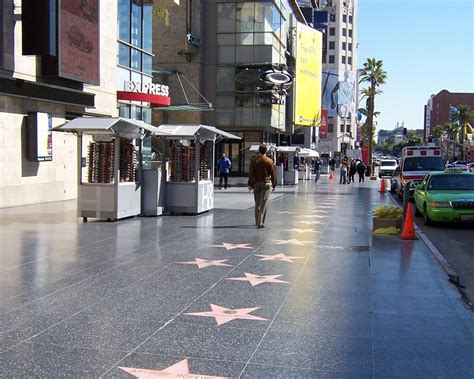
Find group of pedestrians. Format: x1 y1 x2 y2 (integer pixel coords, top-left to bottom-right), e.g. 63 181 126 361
339 156 366 184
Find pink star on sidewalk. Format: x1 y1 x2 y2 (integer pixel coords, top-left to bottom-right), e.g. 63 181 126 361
119 359 229 378
185 304 268 325
210 242 254 250
272 239 311 245
178 258 232 269
256 253 305 262
226 272 290 286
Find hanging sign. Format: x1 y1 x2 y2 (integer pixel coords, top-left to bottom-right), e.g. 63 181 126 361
117 81 171 107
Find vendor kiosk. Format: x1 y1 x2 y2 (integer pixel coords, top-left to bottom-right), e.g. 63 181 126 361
299 148 319 180
54 117 165 221
155 124 240 214
276 146 300 185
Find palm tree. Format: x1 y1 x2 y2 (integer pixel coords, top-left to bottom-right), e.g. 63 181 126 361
359 58 387 175
450 104 474 160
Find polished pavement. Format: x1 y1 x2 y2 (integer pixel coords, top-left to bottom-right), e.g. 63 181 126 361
0 175 473 378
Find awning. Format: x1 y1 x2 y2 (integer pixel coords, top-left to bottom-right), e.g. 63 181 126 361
277 146 301 153
248 144 278 152
154 124 241 141
300 148 319 158
54 117 169 138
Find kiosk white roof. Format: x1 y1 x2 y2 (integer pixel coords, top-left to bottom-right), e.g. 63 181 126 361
54 117 167 138
300 148 319 158
277 146 301 153
248 144 278 152
155 124 241 141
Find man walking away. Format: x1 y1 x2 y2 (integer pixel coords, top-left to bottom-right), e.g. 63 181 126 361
349 159 357 183
314 157 321 183
357 160 366 182
217 153 231 189
248 145 276 228
329 157 336 179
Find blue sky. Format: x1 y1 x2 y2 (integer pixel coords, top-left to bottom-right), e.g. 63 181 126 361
357 0 474 133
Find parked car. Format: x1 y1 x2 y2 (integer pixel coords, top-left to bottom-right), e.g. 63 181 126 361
378 159 397 177
414 168 474 225
446 162 471 172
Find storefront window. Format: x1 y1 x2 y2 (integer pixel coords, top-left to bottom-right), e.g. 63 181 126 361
143 2 152 52
143 54 152 75
217 3 236 33
254 3 272 32
118 43 130 67
131 0 142 48
236 3 255 33
118 0 130 42
131 48 142 71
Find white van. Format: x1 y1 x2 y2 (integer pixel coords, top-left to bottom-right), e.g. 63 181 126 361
379 159 397 177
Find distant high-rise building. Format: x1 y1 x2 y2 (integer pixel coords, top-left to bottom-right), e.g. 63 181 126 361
315 0 358 157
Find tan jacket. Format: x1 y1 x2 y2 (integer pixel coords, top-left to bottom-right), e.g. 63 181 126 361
248 154 277 189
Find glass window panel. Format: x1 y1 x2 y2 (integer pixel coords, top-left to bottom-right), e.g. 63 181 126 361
117 67 130 90
254 3 272 32
329 41 335 49
131 49 142 71
131 105 142 120
254 33 273 45
253 45 272 63
342 42 346 49
118 0 130 42
142 108 151 123
237 33 253 45
131 0 142 48
119 104 131 118
329 55 335 63
342 55 346 64
143 54 152 75
329 27 335 36
217 34 235 45
216 67 235 92
271 5 281 33
236 46 253 63
218 46 235 64
216 95 235 107
118 43 130 67
236 3 255 33
143 2 152 52
348 56 352 65
342 28 347 36
349 29 353 37
217 3 236 33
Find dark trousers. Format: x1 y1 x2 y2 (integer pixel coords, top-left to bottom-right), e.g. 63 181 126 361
358 173 365 182
253 181 271 227
314 170 320 183
218 173 229 189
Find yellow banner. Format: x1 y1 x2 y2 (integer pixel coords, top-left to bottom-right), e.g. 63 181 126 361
294 23 322 127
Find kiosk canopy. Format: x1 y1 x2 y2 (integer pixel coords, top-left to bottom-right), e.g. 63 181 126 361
155 124 241 141
54 117 167 138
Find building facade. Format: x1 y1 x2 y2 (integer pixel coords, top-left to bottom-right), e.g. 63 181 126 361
0 0 117 208
424 89 474 138
152 0 310 175
312 0 358 157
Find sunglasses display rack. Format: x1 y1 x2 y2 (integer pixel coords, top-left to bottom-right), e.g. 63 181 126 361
87 141 115 184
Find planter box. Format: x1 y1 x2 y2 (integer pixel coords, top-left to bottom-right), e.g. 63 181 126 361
372 216 402 232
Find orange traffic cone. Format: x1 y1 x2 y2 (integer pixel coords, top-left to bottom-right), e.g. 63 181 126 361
379 178 386 193
401 202 418 240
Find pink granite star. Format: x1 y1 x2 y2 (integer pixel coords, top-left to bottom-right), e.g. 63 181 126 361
185 304 268 325
178 258 232 269
256 253 305 262
210 243 254 250
272 239 311 245
226 272 290 286
119 359 229 378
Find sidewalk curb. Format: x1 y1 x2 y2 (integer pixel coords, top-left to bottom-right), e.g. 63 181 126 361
386 193 460 285
414 224 460 285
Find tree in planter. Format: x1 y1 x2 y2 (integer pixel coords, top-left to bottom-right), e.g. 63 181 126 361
359 58 387 175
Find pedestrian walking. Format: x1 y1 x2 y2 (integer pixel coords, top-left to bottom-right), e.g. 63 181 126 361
248 145 276 228
329 157 336 179
217 153 231 189
357 161 366 182
314 157 322 183
339 156 348 184
348 159 357 183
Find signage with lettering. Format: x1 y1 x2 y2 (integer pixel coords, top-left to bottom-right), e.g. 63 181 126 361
117 81 171 107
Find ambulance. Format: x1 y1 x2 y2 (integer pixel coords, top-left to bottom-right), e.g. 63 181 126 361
391 146 445 200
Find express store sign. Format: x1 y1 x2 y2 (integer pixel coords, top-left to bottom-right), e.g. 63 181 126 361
117 81 171 107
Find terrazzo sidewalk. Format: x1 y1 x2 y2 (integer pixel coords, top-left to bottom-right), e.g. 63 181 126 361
0 175 473 378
